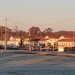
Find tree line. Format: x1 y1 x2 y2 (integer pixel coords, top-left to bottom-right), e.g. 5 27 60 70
0 26 75 40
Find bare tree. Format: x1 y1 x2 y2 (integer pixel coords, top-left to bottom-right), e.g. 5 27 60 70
43 27 53 35
13 25 18 32
45 27 53 33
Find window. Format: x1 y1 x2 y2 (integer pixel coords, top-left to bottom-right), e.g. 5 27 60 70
66 43 68 45
63 43 65 45
72 43 74 46
69 43 70 45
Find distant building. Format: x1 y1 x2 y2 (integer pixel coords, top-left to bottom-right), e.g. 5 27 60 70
44 35 58 46
59 35 74 40
58 39 75 48
10 36 21 42
8 35 22 46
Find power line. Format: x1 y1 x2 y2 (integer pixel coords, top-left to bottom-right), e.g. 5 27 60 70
48 18 75 25
9 17 75 26
9 20 29 25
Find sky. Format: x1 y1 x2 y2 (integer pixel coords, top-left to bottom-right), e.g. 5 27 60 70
0 0 75 32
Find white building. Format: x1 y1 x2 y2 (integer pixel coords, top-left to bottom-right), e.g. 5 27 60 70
10 36 21 42
59 35 73 40
58 39 75 48
44 35 58 46
7 36 21 46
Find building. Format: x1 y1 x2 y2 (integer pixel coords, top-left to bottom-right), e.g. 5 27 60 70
59 35 74 40
58 39 75 48
8 35 22 46
44 35 58 46
10 36 21 42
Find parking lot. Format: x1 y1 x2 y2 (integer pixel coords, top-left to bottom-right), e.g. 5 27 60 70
0 51 75 75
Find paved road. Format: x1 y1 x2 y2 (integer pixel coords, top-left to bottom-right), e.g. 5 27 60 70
0 51 75 75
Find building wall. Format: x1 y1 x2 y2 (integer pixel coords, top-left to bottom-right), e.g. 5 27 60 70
45 38 58 46
58 42 75 47
0 40 19 47
10 36 20 42
7 41 19 46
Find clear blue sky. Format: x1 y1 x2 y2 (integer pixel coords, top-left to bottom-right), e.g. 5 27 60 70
0 0 75 32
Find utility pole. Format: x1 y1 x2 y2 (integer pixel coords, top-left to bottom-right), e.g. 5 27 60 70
28 30 31 52
73 32 75 47
5 18 7 50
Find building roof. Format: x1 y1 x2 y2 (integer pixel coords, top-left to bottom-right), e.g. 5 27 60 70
11 35 29 39
58 39 75 42
30 36 43 41
46 32 57 38
63 35 75 39
12 36 21 38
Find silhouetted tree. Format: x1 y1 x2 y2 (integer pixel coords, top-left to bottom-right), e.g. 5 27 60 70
19 36 25 50
28 26 41 36
42 27 53 36
44 27 53 33
19 37 23 46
